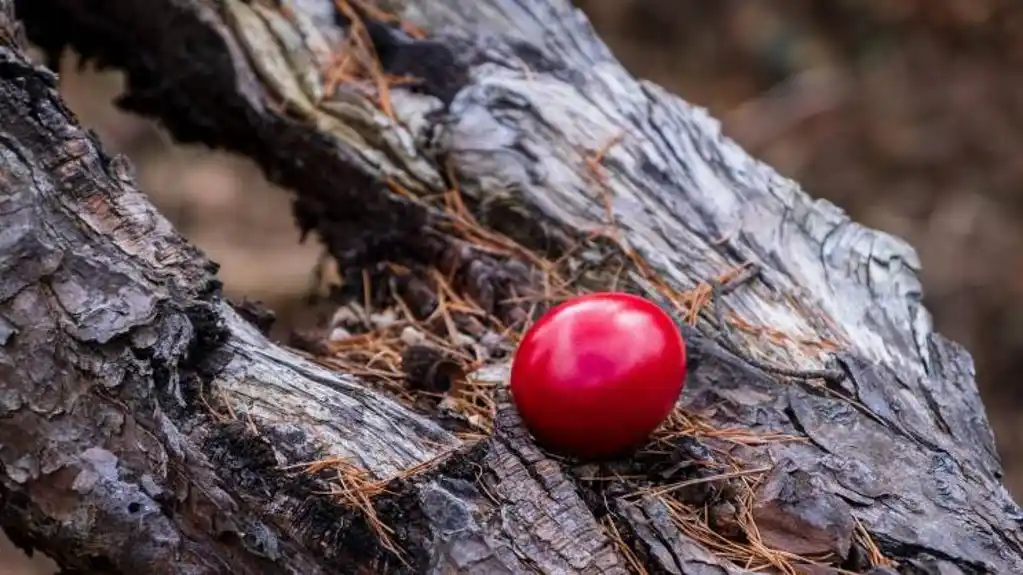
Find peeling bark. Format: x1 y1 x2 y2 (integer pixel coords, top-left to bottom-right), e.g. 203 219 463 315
1 0 1021 573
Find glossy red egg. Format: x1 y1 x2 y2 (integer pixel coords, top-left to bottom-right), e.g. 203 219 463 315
509 292 687 458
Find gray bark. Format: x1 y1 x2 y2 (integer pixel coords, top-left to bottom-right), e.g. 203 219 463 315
1 0 1020 573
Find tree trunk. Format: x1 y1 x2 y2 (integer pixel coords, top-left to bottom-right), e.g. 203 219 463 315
2 0 1020 573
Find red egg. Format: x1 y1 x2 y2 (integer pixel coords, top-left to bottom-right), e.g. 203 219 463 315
509 292 687 458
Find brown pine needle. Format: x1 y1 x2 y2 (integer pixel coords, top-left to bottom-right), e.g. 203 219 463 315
602 516 648 575
854 517 895 568
348 0 427 38
628 466 772 501
332 0 396 119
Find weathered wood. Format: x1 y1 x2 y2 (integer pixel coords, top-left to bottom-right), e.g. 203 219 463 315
3 0 1022 573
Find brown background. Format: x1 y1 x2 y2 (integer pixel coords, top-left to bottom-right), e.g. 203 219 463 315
3 1 1022 571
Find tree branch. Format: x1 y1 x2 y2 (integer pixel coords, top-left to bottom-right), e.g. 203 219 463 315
2 0 1020 572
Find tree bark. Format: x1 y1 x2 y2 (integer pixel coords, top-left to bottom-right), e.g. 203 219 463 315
2 0 1021 573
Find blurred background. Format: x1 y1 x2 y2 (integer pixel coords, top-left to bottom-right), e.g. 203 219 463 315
4 0 1023 572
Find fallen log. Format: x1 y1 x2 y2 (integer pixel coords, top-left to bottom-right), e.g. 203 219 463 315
3 0 1021 573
